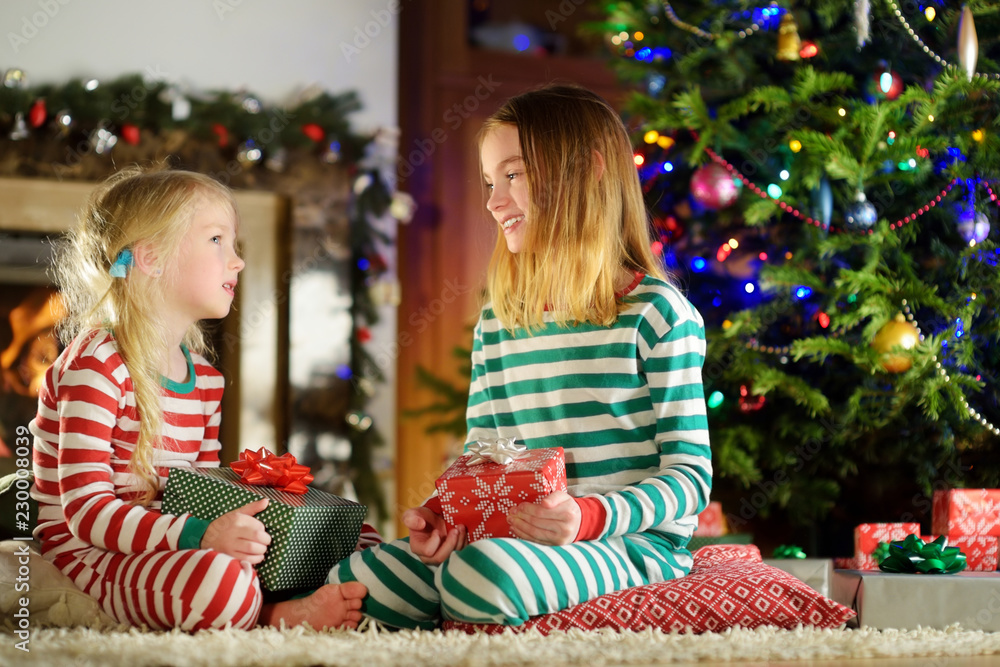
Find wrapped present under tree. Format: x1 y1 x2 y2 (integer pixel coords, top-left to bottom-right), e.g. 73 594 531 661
852 523 921 570
933 489 1000 538
693 501 727 537
922 535 999 572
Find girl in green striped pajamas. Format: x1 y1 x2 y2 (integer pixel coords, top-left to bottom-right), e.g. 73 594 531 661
328 84 712 629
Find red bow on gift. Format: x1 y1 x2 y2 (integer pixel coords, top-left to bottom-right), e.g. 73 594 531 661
230 447 314 495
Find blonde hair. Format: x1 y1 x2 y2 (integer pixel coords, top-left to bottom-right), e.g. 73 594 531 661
479 84 668 331
55 164 238 505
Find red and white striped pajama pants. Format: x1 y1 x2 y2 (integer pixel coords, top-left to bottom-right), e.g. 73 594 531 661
53 547 262 630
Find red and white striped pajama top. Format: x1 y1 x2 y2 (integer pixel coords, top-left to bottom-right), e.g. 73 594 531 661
29 329 262 630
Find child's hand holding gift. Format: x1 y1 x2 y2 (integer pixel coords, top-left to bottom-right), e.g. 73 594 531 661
201 497 272 565
507 490 582 546
403 506 468 564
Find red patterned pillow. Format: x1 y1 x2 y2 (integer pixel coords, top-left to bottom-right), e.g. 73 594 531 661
442 544 854 635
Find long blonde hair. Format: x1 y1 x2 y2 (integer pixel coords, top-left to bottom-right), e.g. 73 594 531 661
55 164 238 505
479 84 667 331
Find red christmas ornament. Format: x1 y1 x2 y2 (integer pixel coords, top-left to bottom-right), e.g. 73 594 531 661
121 123 141 146
357 327 372 343
873 67 903 100
211 123 229 147
799 41 819 59
738 384 766 412
302 123 325 142
690 163 741 210
28 99 47 128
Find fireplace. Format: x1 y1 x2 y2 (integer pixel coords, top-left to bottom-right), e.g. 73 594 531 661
0 177 291 463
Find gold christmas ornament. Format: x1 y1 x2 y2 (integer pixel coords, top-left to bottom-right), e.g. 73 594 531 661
776 12 801 62
871 313 920 373
958 5 978 82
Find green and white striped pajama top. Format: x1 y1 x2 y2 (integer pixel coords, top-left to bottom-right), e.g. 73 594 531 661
329 274 712 628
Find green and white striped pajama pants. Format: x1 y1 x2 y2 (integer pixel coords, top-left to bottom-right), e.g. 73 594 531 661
327 533 691 629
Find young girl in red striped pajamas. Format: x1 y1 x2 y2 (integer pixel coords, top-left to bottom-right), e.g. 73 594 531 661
29 166 366 631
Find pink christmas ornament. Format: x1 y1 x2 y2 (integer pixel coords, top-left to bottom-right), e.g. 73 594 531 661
691 163 741 209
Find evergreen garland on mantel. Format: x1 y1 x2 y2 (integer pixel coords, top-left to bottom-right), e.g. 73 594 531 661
0 68 413 522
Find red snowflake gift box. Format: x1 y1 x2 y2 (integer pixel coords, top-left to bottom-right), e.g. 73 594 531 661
932 489 1000 538
853 523 920 570
693 501 727 537
435 438 567 542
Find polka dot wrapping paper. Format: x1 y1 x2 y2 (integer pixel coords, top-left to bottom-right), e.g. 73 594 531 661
435 446 566 542
162 467 367 591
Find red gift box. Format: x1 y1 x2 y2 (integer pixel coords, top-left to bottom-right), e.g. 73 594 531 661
922 535 999 572
435 443 567 542
693 501 726 536
834 556 863 570
932 489 1000 538
854 523 920 570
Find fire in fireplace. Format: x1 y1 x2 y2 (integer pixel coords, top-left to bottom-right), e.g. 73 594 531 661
0 232 64 456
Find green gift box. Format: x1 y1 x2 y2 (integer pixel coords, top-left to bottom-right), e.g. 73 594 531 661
687 533 753 551
162 467 366 591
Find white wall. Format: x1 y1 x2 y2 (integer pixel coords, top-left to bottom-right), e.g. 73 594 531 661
1 0 397 132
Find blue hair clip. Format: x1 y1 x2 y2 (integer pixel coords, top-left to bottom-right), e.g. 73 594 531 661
109 248 134 278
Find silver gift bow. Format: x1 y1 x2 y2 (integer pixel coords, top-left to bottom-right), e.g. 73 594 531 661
466 437 527 465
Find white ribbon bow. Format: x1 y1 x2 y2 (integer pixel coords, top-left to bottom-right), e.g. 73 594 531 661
465 437 527 466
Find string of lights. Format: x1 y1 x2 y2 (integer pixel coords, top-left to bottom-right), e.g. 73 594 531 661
662 1 776 41
884 0 1000 80
901 301 1000 436
702 145 961 235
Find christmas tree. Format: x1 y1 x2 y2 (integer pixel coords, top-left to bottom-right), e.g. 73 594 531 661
593 1 1000 554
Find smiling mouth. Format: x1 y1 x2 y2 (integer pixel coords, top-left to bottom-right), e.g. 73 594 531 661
223 282 236 294
501 215 524 230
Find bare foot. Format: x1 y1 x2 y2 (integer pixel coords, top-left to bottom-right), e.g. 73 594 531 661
259 582 368 630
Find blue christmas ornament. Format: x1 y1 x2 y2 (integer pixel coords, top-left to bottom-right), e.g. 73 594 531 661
845 192 877 229
646 73 667 96
957 205 991 245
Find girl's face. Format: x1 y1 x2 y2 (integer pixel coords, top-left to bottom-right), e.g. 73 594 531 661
161 194 245 328
481 124 529 254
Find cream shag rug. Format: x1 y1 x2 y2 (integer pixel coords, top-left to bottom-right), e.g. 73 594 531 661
4 621 1000 667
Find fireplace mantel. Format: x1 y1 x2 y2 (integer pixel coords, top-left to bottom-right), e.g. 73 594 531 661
0 176 290 462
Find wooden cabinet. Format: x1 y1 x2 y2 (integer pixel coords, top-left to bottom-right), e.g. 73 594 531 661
394 1 620 532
